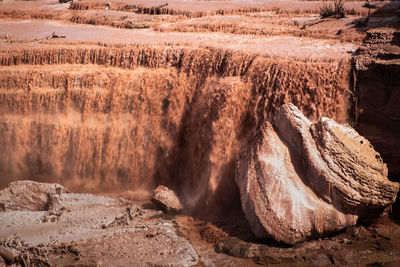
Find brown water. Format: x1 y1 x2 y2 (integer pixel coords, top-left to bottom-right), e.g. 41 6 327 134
0 40 353 215
0 20 356 60
0 1 399 265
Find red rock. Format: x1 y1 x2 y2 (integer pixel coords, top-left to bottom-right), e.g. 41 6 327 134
151 185 183 214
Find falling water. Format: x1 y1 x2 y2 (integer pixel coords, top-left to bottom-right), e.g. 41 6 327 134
0 44 352 213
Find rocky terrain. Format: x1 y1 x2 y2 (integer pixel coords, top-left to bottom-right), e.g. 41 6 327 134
0 181 199 266
0 0 400 265
1 179 400 266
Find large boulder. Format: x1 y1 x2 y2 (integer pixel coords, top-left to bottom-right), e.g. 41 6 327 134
274 103 399 217
236 103 399 244
0 180 69 211
236 122 358 244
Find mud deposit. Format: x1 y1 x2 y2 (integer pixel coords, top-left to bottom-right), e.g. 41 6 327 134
1 0 400 265
1 181 400 266
0 181 199 266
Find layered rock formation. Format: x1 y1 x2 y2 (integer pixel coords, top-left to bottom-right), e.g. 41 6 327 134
354 27 400 217
236 103 399 244
355 28 400 178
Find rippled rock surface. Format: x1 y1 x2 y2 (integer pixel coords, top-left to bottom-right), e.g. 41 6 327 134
236 103 399 244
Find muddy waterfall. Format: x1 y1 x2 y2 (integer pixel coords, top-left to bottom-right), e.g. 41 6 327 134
0 45 352 213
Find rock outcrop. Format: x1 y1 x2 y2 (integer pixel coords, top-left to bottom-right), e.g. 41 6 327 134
151 185 183 214
354 28 400 217
0 180 69 211
235 121 358 244
236 103 399 244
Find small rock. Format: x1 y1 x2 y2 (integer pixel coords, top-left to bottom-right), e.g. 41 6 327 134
127 205 143 219
60 206 71 212
343 238 352 245
151 186 183 215
0 255 6 265
42 215 49 223
0 245 19 264
199 223 228 245
46 32 66 39
68 244 80 256
346 226 361 238
145 229 158 238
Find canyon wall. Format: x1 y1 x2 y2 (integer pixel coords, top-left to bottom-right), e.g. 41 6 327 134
0 44 352 213
354 28 400 217
355 29 400 180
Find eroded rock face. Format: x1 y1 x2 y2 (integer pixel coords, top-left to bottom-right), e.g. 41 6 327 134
275 104 399 217
151 185 183 214
354 28 400 218
0 180 69 211
236 103 399 244
236 122 358 244
311 118 397 215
